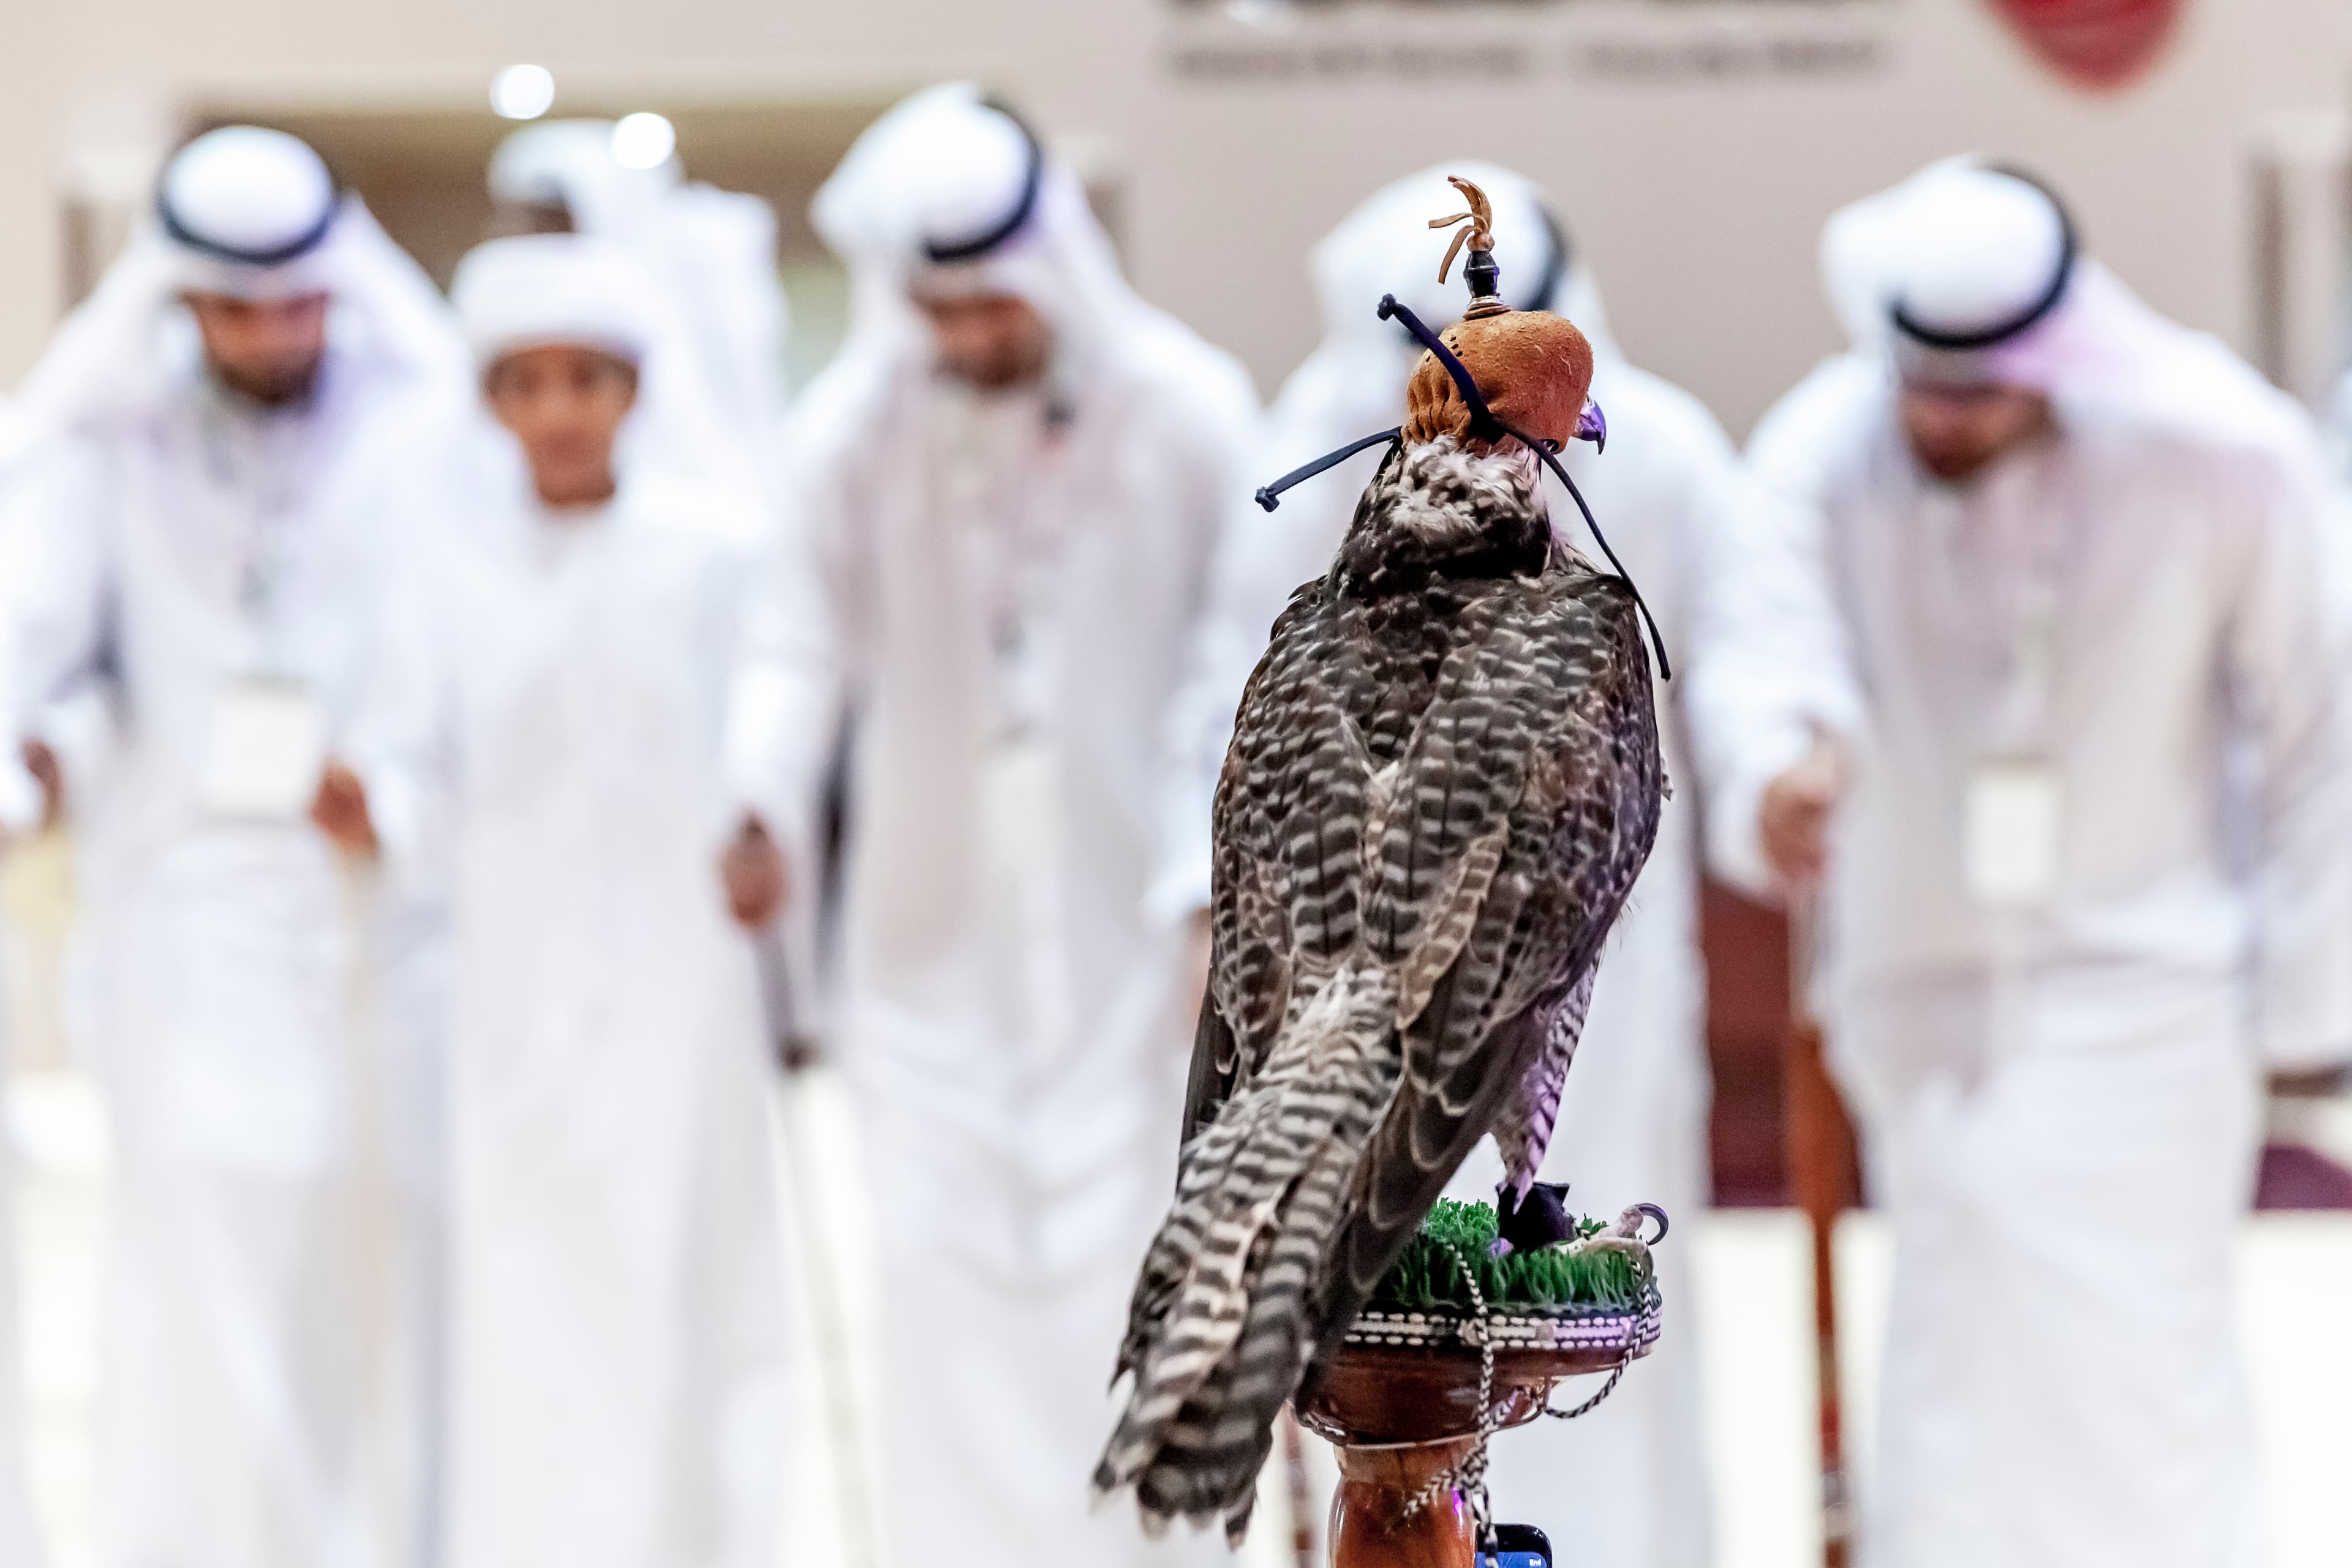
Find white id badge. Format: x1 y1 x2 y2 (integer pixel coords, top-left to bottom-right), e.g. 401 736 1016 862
198 676 326 821
1963 758 2063 909
979 733 1061 878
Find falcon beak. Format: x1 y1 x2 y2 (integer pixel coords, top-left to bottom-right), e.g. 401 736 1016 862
1574 398 1607 454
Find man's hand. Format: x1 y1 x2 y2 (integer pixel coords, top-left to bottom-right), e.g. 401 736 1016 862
311 761 378 856
1758 733 1848 887
21 739 61 831
722 814 788 929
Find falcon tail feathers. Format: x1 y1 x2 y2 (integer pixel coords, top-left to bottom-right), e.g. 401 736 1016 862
1094 967 1401 1541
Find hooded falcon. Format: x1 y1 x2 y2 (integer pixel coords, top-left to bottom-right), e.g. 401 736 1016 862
1095 179 1665 1540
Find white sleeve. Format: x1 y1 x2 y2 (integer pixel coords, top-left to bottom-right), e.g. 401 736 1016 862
724 415 861 892
342 553 458 899
0 440 115 829
1646 403 1773 810
1146 383 1273 925
2223 453 2352 1069
1691 368 1872 900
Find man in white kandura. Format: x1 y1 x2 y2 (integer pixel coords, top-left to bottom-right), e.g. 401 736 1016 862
0 126 469 1568
1696 159 2352 1568
326 233 787 1568
0 398 43 1568
722 84 1257 1568
1166 162 1735 1568
489 117 788 493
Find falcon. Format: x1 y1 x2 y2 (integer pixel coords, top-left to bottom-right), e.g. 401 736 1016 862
1093 197 1666 1541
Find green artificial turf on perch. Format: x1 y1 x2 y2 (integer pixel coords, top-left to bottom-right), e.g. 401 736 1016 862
1361 1199 1651 1316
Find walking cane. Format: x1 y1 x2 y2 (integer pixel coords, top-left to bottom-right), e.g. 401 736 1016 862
755 928 881 1568
1783 889 1858 1567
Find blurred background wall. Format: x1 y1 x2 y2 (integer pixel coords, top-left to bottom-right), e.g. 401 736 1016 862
2 0 2350 435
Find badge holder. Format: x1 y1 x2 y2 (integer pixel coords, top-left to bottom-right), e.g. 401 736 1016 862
979 730 1059 878
197 674 326 821
1962 756 2063 910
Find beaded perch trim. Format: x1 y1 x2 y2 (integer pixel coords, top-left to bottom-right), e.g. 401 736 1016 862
1343 1281 1663 1354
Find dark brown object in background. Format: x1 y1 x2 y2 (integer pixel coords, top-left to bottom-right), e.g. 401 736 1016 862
1702 880 1798 1206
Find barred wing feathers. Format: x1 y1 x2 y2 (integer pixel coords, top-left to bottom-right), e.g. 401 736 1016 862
1099 533 1661 1538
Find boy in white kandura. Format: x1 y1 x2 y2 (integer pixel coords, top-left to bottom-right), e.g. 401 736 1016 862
322 233 787 1568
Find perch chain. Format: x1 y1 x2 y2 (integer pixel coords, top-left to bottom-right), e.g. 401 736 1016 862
1394 1238 1646 1539
1395 1238 1498 1539
1542 1342 1634 1421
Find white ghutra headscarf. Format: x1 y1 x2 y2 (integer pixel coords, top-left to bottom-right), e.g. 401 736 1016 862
440 232 767 541
1822 157 2321 467
807 81 1255 410
11 126 469 447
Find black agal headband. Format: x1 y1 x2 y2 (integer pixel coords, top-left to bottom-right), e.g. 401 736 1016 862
1890 165 2079 353
922 98 1046 265
156 157 341 269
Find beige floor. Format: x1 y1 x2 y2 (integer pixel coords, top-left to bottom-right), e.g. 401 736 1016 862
9 1066 2352 1568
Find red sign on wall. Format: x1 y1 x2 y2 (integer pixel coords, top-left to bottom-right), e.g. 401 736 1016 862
1989 0 2182 89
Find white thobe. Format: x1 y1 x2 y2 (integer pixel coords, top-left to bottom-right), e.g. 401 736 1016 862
363 853 451 1568
0 402 46 1568
352 475 786 1568
0 354 453 1568
1176 347 1738 1568
0 1008 40 1568
1698 358 2352 1568
731 347 1254 1568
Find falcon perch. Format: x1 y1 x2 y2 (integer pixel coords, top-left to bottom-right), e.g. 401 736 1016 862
1095 181 1667 1542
